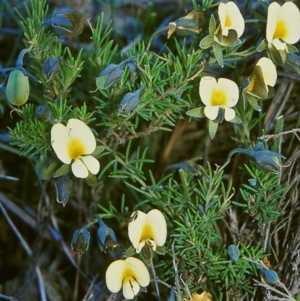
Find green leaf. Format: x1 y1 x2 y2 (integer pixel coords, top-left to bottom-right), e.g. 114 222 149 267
246 94 262 111
287 44 298 53
256 39 268 52
208 14 216 35
213 44 223 68
199 36 214 49
35 157 58 180
186 107 205 118
156 246 165 255
229 116 242 124
208 119 219 139
85 173 97 186
53 163 71 178
125 245 136 257
92 146 106 157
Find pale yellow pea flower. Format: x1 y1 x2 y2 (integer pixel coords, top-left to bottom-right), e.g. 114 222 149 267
51 118 100 178
105 257 150 299
128 209 167 254
218 1 245 38
199 76 239 121
266 2 300 51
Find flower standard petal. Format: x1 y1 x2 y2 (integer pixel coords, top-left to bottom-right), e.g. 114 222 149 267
81 155 100 175
146 209 167 247
199 76 217 106
105 260 126 293
71 159 89 178
218 2 244 38
51 123 71 164
204 105 219 120
257 57 277 87
66 119 96 155
125 257 150 287
273 2 300 45
217 78 239 107
128 211 147 251
266 2 280 44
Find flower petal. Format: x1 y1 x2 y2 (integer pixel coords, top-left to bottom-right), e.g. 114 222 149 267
218 2 244 38
66 119 96 155
199 76 217 105
224 107 236 121
146 209 167 247
128 211 147 251
123 276 140 300
217 78 239 107
256 57 277 87
71 159 89 178
204 105 219 120
81 155 100 175
266 2 280 44
105 260 126 293
51 123 71 164
276 2 300 44
272 38 287 51
125 257 150 287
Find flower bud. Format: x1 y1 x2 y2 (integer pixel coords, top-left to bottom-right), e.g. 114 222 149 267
35 105 52 122
259 268 279 284
228 142 285 173
96 63 123 90
118 86 145 115
71 228 91 255
167 10 207 39
227 245 240 262
54 173 73 207
6 69 29 106
95 215 118 253
43 58 60 77
40 13 85 39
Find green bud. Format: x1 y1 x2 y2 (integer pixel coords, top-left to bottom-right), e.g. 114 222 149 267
6 69 29 106
71 228 90 255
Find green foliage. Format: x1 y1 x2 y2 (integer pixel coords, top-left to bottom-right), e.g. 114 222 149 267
1 0 300 300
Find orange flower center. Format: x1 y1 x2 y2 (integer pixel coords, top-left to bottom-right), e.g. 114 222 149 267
68 138 86 159
273 19 287 40
210 90 227 106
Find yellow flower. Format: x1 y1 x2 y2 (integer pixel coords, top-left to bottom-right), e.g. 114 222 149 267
51 118 100 178
199 77 239 121
105 257 150 300
217 1 244 39
266 2 300 51
244 57 277 99
128 209 167 254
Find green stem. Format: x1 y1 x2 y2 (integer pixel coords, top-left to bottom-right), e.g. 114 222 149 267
147 26 168 50
149 258 161 301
